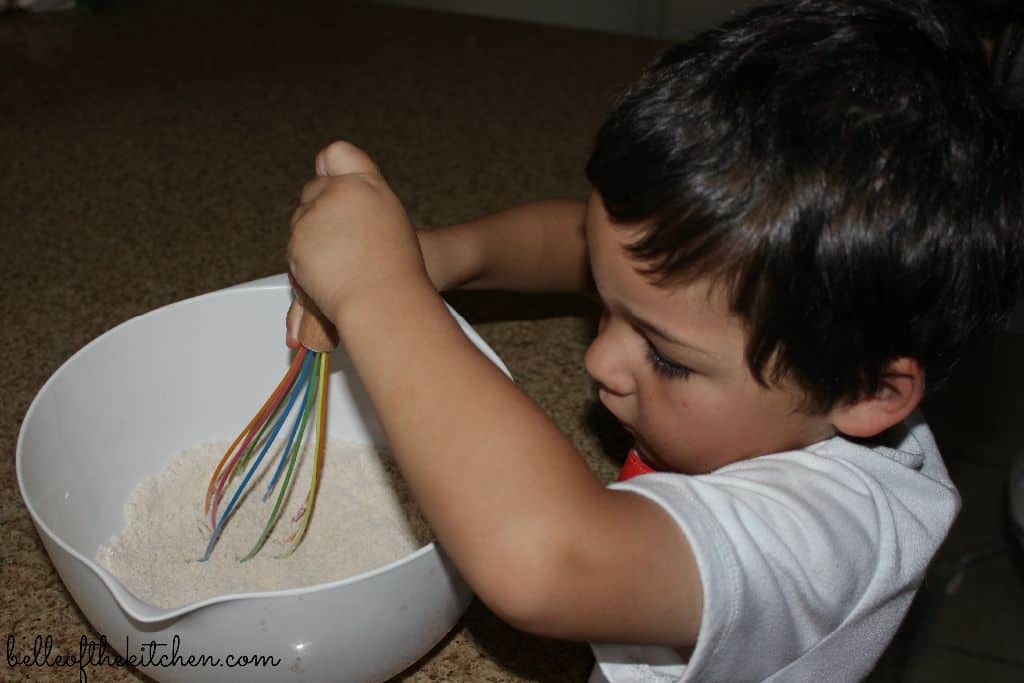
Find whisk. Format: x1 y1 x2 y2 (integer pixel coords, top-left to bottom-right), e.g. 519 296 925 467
201 296 338 561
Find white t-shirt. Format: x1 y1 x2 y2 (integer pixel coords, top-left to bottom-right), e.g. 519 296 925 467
590 412 959 682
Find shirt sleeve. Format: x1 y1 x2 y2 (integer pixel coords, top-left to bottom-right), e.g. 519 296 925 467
608 452 888 682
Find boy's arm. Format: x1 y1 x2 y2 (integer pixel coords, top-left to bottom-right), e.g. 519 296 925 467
288 142 702 647
336 286 702 646
416 199 593 295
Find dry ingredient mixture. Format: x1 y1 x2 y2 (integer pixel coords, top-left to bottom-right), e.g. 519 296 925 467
97 439 432 609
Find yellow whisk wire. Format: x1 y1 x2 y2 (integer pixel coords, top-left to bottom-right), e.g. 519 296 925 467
239 350 321 562
281 349 329 557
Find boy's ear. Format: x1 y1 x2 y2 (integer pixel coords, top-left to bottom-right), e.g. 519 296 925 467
829 357 925 438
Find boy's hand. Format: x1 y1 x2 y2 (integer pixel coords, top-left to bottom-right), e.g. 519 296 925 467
286 141 431 346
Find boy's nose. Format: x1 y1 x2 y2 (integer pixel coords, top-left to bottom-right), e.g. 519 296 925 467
585 313 635 397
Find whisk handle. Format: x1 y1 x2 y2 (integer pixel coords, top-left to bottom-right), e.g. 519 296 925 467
296 290 340 352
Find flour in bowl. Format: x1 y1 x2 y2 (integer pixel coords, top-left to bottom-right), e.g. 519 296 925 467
97 439 432 609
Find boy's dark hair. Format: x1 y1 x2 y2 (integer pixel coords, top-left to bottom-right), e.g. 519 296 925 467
586 0 1024 412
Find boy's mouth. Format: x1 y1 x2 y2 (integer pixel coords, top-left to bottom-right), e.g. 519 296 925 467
598 397 668 470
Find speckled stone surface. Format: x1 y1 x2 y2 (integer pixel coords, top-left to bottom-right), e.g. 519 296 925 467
1 1 666 681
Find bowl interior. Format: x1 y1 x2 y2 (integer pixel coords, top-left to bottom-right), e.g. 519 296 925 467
17 281 507 617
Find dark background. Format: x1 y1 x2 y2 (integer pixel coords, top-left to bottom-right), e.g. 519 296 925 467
2 1 1022 680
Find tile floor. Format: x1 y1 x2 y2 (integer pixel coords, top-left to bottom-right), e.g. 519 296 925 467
867 332 1024 681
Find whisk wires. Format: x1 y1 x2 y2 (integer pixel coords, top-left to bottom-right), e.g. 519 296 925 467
201 347 329 562
203 347 308 519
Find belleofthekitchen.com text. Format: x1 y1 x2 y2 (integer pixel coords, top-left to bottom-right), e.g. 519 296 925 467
6 633 281 681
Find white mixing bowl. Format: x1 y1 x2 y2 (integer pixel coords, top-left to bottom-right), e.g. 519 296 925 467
16 273 511 683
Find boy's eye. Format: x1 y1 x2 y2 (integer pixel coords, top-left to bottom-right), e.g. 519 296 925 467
645 340 693 380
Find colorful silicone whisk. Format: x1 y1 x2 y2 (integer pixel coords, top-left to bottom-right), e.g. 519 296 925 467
201 299 336 561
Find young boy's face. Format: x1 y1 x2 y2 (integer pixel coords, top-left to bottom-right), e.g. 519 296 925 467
584 193 836 474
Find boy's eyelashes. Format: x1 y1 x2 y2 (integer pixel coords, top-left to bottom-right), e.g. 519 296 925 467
644 339 694 380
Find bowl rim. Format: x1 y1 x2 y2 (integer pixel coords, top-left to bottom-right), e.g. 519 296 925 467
15 274 510 623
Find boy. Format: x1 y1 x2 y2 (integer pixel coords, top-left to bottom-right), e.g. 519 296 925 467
285 0 1023 679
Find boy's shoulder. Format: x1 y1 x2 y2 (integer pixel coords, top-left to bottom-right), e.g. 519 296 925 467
719 414 957 506
600 416 959 681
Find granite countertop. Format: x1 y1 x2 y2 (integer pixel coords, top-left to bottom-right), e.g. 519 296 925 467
1 1 666 680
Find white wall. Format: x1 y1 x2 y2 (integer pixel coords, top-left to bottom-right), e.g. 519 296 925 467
370 0 774 39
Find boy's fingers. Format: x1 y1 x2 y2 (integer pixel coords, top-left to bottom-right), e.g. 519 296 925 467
299 176 331 204
316 140 381 179
286 299 304 349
